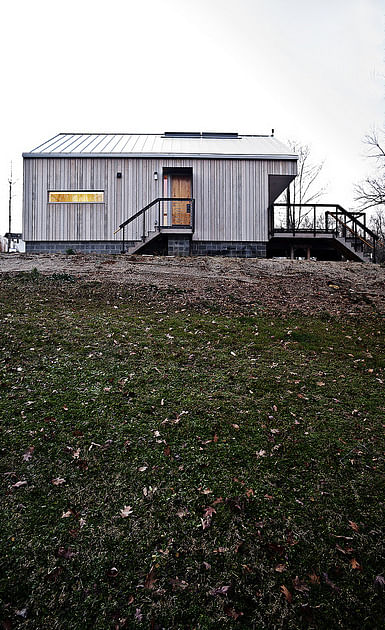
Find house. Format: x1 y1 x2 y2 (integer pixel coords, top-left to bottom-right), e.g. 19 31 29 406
23 132 377 260
22 131 297 257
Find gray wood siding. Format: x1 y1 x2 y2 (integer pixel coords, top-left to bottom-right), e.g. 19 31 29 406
23 157 296 242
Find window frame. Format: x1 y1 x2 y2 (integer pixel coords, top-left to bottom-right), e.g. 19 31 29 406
48 191 105 204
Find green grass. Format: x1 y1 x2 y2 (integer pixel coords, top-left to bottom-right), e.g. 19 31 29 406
1 271 384 629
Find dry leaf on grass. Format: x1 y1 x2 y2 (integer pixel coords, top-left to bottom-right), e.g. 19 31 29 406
275 564 286 573
144 565 157 589
350 558 362 570
12 480 27 489
52 478 66 486
22 446 35 461
120 505 133 518
280 585 292 603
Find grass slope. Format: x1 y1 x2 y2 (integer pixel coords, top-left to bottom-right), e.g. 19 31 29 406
1 270 384 629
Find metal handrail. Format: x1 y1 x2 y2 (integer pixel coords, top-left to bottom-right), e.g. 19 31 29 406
326 213 374 249
115 197 195 254
114 197 195 232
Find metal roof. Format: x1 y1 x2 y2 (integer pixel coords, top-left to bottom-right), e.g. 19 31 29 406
23 133 297 160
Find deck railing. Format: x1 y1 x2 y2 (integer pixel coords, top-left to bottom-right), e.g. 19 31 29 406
271 203 378 261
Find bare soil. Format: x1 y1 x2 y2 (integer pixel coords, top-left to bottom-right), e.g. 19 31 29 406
1 253 384 315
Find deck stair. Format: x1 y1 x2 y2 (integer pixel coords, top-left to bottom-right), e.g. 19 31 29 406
271 204 378 262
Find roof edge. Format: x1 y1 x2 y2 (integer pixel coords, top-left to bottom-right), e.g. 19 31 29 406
23 152 298 160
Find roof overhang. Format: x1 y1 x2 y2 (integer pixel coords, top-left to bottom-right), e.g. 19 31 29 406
23 152 298 160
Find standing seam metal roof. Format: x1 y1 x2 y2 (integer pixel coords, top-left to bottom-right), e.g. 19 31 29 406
24 133 297 159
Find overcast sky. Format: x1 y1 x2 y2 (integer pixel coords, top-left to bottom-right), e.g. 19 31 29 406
1 0 384 235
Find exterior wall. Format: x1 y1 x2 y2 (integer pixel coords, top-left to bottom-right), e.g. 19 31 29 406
23 157 296 244
191 241 266 258
24 237 266 258
167 236 191 257
24 240 135 254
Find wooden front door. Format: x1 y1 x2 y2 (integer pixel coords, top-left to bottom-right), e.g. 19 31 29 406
171 174 192 226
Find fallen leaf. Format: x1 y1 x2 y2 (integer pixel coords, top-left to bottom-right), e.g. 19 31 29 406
52 478 66 486
213 433 219 442
232 424 240 430
309 571 320 584
280 585 292 603
316 381 325 386
144 565 157 589
350 558 362 570
15 608 28 619
202 561 211 570
143 485 157 498
209 585 231 596
336 543 353 555
120 505 133 518
12 480 27 488
138 466 148 472
256 449 266 458
134 608 143 621
176 508 189 519
275 564 286 573
22 446 35 461
61 510 73 518
374 575 385 590
293 576 309 592
164 445 171 457
348 520 359 532
201 515 212 530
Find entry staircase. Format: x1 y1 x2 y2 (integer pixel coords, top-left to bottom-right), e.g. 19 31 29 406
271 204 379 262
114 197 195 254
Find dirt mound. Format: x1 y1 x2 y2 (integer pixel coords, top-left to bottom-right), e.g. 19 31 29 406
1 253 384 315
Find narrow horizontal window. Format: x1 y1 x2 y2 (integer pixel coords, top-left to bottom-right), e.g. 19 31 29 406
48 191 104 203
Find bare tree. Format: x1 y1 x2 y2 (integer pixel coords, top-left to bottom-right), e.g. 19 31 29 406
277 141 327 229
369 208 385 263
355 131 385 210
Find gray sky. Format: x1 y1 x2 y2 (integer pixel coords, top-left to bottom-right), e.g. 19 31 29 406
1 0 384 235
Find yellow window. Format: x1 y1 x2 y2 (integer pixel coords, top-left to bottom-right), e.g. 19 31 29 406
48 191 104 203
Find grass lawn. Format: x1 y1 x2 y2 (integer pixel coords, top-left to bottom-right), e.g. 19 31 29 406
1 270 384 629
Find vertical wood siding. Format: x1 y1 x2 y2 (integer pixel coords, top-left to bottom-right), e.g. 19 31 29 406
23 157 296 242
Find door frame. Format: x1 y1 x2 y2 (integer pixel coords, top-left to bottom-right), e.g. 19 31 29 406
162 167 193 227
